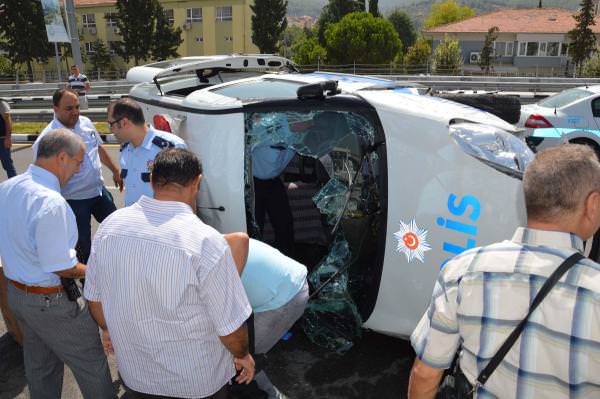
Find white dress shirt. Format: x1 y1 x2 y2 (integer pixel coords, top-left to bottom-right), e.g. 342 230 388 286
0 165 78 286
84 196 251 398
33 116 104 200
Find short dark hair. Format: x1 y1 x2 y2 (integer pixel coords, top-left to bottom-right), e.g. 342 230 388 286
151 148 203 188
53 88 77 107
110 98 146 126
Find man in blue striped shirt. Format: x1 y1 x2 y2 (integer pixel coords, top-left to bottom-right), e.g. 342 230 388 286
409 144 600 398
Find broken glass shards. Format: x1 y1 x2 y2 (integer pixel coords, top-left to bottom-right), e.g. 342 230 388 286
312 178 349 225
302 236 363 354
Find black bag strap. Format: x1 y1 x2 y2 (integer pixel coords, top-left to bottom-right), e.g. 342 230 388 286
474 252 585 388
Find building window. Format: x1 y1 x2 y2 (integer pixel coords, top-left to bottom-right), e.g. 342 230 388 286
195 36 204 42
85 42 95 54
547 42 560 57
505 42 514 56
164 9 174 26
216 6 232 21
525 42 539 56
518 42 526 56
186 8 202 22
108 41 120 55
105 12 117 27
82 14 96 28
224 36 233 42
561 43 569 56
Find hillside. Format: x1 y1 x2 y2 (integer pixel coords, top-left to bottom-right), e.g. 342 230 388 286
287 0 583 18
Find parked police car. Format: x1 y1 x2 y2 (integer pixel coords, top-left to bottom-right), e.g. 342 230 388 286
126 55 531 340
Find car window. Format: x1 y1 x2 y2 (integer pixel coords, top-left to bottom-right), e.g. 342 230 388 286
592 98 600 118
244 110 386 352
211 79 304 100
538 88 593 108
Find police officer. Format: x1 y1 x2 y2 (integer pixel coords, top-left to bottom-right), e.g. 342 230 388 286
107 98 187 206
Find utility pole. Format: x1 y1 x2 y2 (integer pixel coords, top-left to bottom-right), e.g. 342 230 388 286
64 0 83 72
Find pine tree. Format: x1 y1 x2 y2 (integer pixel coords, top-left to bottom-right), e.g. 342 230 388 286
368 0 380 17
317 0 363 45
89 40 112 73
251 0 288 54
151 2 183 61
0 0 51 81
569 0 597 72
479 26 499 73
115 0 157 65
388 9 417 51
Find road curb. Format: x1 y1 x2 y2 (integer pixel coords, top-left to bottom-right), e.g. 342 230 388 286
12 133 119 144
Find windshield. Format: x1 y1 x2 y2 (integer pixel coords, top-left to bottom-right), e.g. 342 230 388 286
538 88 593 108
211 79 304 101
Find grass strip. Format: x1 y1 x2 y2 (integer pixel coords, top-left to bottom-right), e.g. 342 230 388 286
12 121 109 134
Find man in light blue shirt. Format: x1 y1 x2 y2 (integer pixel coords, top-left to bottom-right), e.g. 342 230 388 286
235 238 309 398
250 113 296 256
0 129 114 398
33 89 121 263
107 98 187 206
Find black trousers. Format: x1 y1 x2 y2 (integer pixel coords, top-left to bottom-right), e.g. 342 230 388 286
253 177 294 256
125 383 230 399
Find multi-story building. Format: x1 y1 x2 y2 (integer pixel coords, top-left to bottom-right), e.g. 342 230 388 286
44 0 259 76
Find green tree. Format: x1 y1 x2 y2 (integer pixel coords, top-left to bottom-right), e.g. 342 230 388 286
479 26 499 73
115 0 157 65
151 2 183 61
251 0 288 53
292 36 327 65
89 40 112 72
0 0 50 81
582 47 600 76
279 26 309 59
423 0 476 29
0 55 16 77
387 9 416 52
317 0 363 45
569 0 597 72
324 12 401 64
368 0 380 17
433 35 462 74
404 37 432 74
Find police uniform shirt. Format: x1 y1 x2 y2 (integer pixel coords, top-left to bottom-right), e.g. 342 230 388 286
68 73 88 95
33 116 104 200
120 126 187 206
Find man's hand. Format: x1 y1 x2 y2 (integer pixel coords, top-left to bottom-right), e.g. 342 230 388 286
101 329 114 355
408 358 445 399
112 171 123 192
3 136 10 149
233 353 255 384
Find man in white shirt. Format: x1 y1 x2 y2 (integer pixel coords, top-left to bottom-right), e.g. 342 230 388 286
33 89 122 264
0 129 114 398
85 148 255 398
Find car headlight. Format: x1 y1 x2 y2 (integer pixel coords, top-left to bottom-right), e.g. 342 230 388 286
449 122 534 177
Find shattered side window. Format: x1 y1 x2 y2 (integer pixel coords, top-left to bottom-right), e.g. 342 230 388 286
245 109 386 354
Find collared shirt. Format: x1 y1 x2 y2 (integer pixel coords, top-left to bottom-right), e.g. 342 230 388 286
33 116 104 200
68 73 88 94
120 126 187 206
250 113 295 180
0 165 78 287
241 239 307 313
84 195 251 398
411 227 600 399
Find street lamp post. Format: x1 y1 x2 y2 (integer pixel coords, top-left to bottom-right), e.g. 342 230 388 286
64 0 84 73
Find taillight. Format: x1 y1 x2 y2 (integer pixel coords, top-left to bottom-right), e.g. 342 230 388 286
153 114 172 132
525 114 553 129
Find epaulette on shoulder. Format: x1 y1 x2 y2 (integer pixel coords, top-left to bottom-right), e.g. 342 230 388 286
120 142 129 152
152 136 175 149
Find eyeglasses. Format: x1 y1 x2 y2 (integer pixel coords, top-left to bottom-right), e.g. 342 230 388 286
107 117 123 128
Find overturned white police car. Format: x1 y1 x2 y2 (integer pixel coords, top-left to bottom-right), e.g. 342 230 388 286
126 55 532 350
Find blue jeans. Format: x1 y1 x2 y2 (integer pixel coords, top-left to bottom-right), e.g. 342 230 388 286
0 141 16 178
67 187 116 263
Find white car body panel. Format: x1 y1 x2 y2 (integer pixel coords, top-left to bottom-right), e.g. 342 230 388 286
128 61 529 338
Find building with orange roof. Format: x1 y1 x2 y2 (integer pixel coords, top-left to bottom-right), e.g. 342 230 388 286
423 8 600 74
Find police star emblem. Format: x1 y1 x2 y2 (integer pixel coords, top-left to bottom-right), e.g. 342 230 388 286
147 160 154 171
394 219 431 263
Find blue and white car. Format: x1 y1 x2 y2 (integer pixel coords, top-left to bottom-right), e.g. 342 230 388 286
126 55 532 341
519 85 600 153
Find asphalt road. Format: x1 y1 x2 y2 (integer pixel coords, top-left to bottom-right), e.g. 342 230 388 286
0 145 415 399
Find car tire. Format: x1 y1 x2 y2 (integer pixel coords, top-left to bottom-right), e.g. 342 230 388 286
436 93 521 124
